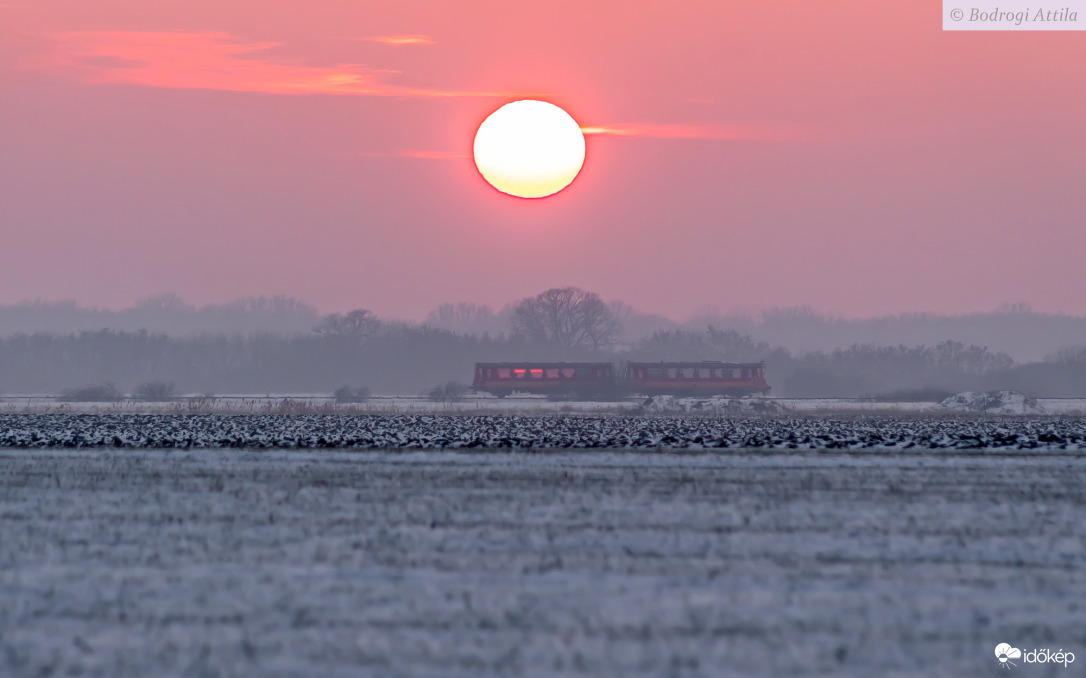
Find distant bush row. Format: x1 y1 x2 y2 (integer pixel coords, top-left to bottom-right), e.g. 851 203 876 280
59 382 179 402
55 382 473 403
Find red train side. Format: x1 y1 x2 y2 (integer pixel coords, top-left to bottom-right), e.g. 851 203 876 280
472 362 614 397
625 361 769 396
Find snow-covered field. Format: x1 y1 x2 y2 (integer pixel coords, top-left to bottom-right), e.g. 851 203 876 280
1 413 1085 449
0 448 1082 677
4 391 1085 416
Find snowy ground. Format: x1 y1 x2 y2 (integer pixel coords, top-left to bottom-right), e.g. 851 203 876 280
2 414 1086 449
0 448 1082 677
4 393 1085 416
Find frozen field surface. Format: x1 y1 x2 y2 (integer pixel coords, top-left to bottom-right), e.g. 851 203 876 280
1 413 1086 449
0 447 1083 677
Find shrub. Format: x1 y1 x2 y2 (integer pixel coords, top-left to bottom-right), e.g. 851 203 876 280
428 382 468 403
545 383 630 401
871 388 955 402
133 381 177 401
333 385 370 403
59 383 123 402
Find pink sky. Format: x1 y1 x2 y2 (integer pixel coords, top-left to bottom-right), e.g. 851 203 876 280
1 0 1084 320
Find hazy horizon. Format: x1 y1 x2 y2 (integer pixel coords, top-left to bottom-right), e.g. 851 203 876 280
3 292 1086 365
0 293 1077 326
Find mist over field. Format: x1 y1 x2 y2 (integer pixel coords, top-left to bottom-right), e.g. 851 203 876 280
2 292 1086 398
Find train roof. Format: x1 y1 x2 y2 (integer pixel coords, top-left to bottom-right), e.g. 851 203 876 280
474 362 613 368
625 361 765 367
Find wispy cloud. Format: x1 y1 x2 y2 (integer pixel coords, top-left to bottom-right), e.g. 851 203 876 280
581 123 815 142
351 124 814 161
364 35 434 46
30 31 493 98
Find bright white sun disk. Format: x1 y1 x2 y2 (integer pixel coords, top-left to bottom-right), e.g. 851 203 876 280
473 100 585 198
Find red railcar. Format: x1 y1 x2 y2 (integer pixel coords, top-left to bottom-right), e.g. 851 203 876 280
625 361 769 396
472 362 614 398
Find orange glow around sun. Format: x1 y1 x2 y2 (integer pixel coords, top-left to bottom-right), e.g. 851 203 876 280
473 100 586 199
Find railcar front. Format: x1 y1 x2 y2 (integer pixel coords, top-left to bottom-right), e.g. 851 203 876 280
472 362 615 398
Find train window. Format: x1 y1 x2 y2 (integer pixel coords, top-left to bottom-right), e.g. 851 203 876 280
574 368 594 378
498 369 510 379
530 369 543 378
697 368 710 378
682 368 695 378
561 368 575 378
546 368 559 378
732 368 742 379
513 369 526 378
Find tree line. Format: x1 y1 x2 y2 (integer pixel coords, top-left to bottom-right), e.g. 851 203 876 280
1 287 1084 397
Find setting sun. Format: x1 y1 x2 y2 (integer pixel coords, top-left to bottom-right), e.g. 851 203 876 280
473 100 585 199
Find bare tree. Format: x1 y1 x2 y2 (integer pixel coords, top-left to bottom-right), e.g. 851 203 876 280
315 309 380 342
511 287 621 351
424 303 506 335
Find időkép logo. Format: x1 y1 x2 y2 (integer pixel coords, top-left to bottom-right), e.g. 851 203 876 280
995 643 1075 669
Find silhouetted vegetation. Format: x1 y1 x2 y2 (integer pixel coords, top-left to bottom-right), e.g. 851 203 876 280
315 309 380 342
424 303 508 337
0 295 318 337
333 386 370 403
428 382 469 403
59 383 123 402
512 287 621 353
133 381 178 401
870 388 957 403
2 289 1086 398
